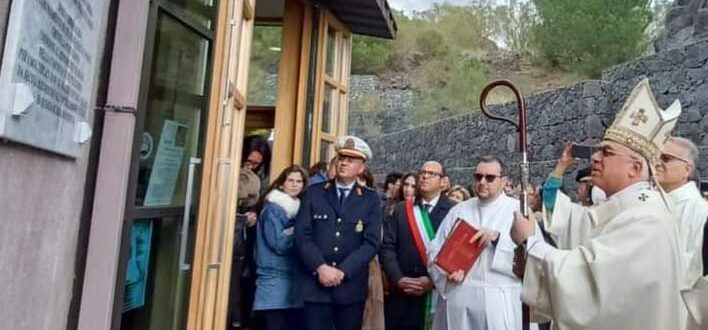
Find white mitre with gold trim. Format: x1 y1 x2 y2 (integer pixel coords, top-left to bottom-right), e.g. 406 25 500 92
603 78 682 165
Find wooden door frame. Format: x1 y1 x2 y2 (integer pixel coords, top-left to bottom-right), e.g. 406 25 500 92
270 0 313 178
309 10 352 165
186 0 255 329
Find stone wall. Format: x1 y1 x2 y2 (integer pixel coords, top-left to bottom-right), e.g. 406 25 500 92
0 0 9 60
348 74 417 136
364 39 708 193
654 0 708 52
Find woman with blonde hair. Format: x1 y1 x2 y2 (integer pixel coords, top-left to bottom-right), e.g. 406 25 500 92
446 185 471 204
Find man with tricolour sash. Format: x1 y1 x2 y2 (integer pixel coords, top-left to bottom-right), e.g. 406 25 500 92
381 161 455 330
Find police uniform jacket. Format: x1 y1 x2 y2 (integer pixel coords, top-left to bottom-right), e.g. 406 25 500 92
295 180 382 304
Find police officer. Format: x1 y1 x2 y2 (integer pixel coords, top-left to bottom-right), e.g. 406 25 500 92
295 136 382 330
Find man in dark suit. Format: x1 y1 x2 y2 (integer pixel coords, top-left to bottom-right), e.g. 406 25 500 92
381 161 455 330
295 136 382 330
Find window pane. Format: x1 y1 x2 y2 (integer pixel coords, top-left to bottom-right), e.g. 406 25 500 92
320 140 333 163
163 0 217 30
321 84 337 133
338 36 349 81
136 13 210 207
247 26 283 106
325 27 336 77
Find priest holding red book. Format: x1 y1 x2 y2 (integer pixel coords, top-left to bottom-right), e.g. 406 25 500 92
427 156 540 330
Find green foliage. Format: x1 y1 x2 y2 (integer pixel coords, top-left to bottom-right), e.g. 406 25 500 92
530 0 652 77
248 26 282 105
412 57 489 122
393 5 499 120
351 36 392 75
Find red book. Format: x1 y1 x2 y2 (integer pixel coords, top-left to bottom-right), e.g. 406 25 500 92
434 219 482 276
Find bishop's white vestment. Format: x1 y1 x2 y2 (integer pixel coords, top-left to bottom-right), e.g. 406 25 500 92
541 190 595 249
683 276 708 330
428 194 539 330
522 182 686 330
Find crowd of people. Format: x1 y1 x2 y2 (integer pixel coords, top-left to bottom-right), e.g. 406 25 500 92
227 79 708 330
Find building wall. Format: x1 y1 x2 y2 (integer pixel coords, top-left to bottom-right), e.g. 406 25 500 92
0 144 93 330
0 2 111 329
366 39 708 195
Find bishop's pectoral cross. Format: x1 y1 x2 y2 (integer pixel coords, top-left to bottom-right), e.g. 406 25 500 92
630 108 649 126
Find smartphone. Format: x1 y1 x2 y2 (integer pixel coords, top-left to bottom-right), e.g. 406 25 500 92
571 144 594 159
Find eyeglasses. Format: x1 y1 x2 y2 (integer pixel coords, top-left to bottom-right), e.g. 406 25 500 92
594 145 640 161
418 170 443 178
659 153 692 165
474 173 501 182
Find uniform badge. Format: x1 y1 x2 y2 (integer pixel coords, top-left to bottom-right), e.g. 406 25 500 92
355 220 364 232
638 193 648 202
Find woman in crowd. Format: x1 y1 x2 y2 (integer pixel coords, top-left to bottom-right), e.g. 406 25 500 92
358 168 375 188
446 185 472 204
358 170 385 330
229 135 271 329
398 172 418 202
253 165 308 330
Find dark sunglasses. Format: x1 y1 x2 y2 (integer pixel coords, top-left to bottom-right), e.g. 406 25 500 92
474 173 501 182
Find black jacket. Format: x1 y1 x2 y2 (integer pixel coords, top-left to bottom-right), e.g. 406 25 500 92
380 196 455 328
295 180 382 304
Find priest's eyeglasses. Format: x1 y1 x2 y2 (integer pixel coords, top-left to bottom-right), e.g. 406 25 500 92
594 144 641 161
474 173 501 182
659 153 692 166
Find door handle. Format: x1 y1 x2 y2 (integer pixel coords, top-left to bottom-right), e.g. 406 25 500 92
178 157 201 271
208 158 231 269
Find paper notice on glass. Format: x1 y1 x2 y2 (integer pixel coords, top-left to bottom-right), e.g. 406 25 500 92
144 120 189 206
123 219 153 312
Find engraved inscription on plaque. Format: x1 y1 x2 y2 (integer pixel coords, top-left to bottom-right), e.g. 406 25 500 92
0 0 108 157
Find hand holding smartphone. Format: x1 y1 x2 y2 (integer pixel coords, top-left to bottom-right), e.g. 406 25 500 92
570 144 594 159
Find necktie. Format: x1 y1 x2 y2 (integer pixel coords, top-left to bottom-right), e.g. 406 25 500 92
423 203 432 213
338 188 349 207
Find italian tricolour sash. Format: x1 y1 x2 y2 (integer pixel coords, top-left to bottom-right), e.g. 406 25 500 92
404 199 436 330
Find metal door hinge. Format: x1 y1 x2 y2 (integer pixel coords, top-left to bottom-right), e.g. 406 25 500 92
95 105 137 114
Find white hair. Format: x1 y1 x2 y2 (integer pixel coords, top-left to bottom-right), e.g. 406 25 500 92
668 136 699 166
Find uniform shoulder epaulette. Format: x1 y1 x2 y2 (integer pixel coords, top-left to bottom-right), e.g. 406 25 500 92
359 185 377 196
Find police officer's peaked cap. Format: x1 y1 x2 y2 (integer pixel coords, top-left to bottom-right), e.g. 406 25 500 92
335 135 372 161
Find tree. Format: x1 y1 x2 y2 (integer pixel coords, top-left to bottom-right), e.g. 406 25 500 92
531 0 652 77
351 36 392 75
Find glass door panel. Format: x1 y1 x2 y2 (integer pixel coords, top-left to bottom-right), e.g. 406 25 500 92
136 12 209 209
121 6 212 330
163 0 217 30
